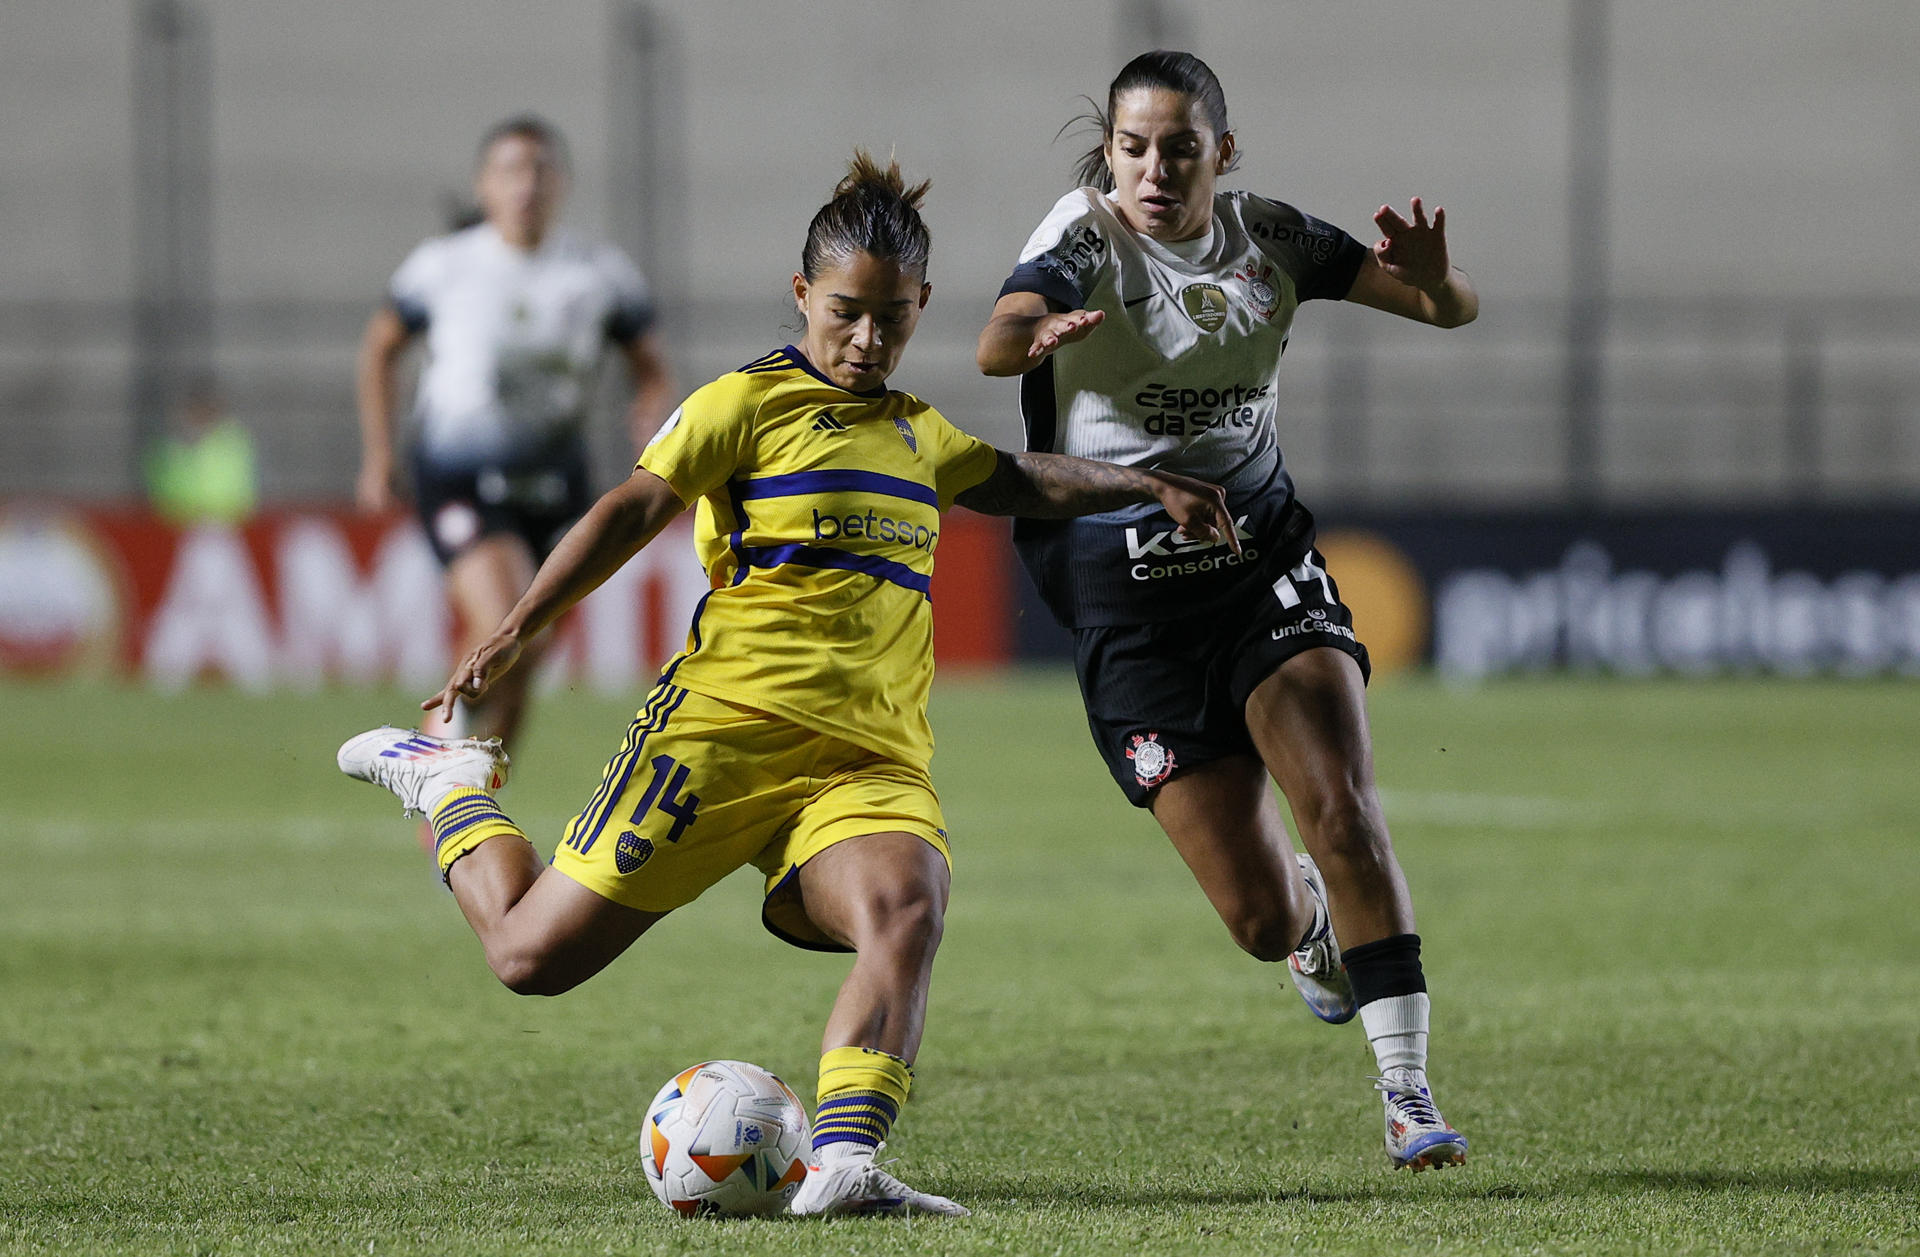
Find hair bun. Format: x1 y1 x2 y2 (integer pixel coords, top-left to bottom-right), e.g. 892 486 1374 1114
800 150 934 280
834 150 931 211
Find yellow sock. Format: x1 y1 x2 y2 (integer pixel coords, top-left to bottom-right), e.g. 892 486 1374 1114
428 787 528 882
812 1046 912 1154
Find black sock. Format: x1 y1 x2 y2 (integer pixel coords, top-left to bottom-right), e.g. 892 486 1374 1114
1343 932 1426 1007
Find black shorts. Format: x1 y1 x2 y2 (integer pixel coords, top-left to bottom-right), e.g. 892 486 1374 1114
411 447 591 567
1073 546 1372 807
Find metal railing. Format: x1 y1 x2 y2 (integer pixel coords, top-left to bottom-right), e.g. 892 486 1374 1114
3 294 1914 509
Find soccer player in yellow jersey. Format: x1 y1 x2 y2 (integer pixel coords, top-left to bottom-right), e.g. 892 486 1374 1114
339 153 1236 1217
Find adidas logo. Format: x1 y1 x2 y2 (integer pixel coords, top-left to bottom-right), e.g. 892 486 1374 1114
811 410 849 433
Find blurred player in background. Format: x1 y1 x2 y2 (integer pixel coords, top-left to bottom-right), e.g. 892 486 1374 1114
145 374 258 526
978 51 1479 1172
341 153 1237 1217
355 114 675 755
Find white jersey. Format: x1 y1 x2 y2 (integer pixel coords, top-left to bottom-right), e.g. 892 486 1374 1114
388 224 654 467
998 188 1365 626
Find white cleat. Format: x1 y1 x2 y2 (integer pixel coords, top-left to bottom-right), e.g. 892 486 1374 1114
788 1145 969 1218
337 726 509 817
1287 852 1357 1023
1377 1067 1469 1171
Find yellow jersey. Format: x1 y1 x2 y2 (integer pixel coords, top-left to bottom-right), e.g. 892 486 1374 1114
636 346 999 770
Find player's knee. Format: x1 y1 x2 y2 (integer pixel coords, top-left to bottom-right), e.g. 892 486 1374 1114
1225 903 1310 963
1296 782 1389 859
489 944 581 998
856 884 945 961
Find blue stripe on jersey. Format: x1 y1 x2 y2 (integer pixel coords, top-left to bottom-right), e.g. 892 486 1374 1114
725 481 752 587
738 544 932 599
781 344 889 399
655 567 722 688
736 347 797 374
732 470 938 509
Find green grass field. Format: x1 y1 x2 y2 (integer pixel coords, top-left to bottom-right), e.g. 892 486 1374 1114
2 672 1916 1255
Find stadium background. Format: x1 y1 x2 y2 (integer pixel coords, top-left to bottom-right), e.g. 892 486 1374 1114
4 0 1919 687
4 6 1919 1252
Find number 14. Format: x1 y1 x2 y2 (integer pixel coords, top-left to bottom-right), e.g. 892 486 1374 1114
629 753 700 842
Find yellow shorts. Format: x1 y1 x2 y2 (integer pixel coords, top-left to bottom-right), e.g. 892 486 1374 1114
551 683 949 951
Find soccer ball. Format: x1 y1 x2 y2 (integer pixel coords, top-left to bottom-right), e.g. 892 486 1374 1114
641 1060 811 1217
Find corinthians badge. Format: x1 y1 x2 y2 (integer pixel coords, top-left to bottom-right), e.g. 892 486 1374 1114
1125 731 1176 788
1234 261 1281 321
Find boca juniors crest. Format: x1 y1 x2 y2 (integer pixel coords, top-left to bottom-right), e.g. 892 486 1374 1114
615 830 656 875
894 417 918 452
1125 731 1176 788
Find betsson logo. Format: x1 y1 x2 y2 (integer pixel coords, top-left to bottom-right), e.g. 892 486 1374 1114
812 507 937 553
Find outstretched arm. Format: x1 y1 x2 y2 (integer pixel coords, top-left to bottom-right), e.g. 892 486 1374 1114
1345 197 1478 328
955 450 1238 549
423 469 686 718
976 291 1107 377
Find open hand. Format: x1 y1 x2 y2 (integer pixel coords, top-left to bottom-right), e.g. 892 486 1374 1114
1028 308 1106 360
422 631 522 722
1372 197 1452 295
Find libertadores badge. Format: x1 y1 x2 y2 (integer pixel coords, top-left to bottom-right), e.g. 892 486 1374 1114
1125 732 1175 788
1179 283 1229 332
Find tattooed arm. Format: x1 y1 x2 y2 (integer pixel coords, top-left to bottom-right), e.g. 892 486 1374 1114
955 450 1239 550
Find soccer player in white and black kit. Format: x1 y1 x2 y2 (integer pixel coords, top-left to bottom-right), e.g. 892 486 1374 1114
357 115 674 756
977 52 1479 1172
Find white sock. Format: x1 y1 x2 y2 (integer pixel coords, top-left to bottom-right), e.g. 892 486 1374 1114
1359 992 1430 1075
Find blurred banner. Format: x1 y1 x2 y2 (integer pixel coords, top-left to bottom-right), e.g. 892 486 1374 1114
1014 508 1920 681
0 506 1014 689
1337 509 1920 681
5 503 1916 686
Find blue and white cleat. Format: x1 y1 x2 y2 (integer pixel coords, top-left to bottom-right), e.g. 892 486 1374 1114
1287 851 1357 1023
788 1144 969 1218
337 726 508 817
1377 1067 1469 1171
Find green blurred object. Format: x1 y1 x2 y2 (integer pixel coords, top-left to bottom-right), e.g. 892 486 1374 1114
144 387 258 525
